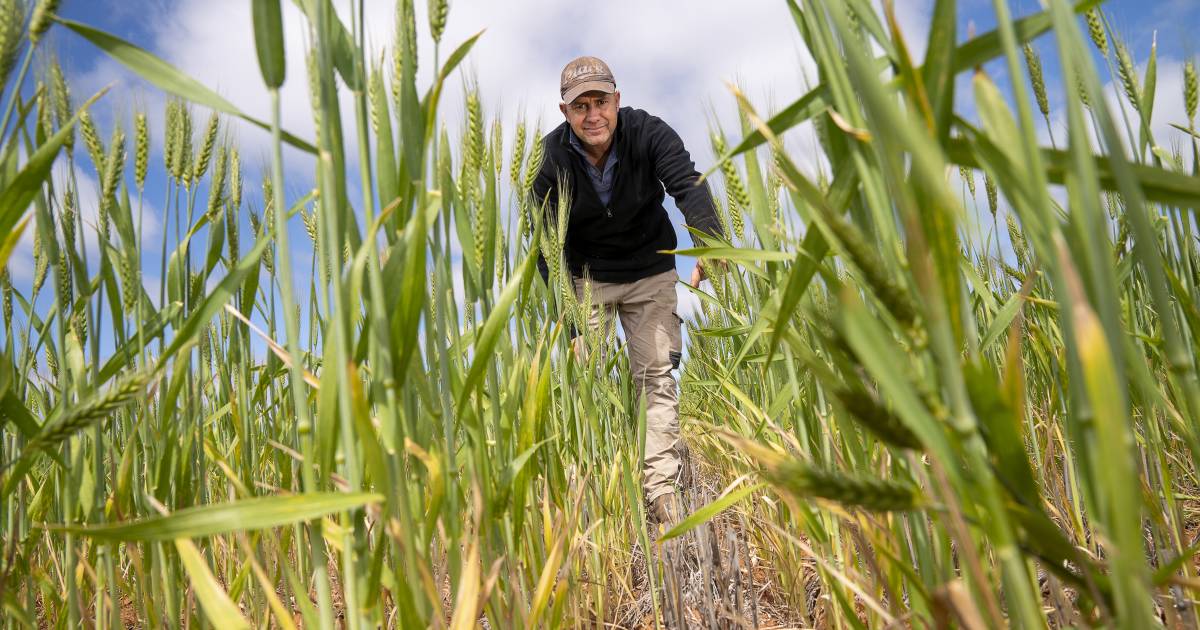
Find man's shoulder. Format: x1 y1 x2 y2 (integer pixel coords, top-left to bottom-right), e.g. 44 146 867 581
618 106 656 129
617 107 678 145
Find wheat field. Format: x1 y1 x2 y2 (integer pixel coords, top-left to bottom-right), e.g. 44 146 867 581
2 0 1200 627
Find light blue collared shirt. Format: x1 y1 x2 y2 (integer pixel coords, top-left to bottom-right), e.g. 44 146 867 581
567 131 618 207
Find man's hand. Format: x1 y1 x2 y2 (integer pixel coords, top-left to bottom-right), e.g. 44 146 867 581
690 260 726 288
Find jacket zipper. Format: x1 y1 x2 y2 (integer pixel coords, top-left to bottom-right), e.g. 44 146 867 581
605 206 613 218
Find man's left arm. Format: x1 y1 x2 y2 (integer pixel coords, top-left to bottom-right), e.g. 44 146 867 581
646 115 725 285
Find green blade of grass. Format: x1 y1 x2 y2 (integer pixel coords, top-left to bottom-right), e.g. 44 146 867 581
47 492 383 541
665 246 794 263
945 134 1200 210
921 0 957 141
175 537 252 630
456 244 537 415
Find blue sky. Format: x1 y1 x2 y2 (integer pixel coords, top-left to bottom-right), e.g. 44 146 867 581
8 0 1200 334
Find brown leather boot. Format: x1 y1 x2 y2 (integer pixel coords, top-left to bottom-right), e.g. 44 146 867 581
652 492 684 529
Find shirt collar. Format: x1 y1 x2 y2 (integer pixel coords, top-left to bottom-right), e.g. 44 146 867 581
567 130 618 169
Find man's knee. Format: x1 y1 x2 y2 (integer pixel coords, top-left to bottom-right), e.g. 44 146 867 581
635 369 678 404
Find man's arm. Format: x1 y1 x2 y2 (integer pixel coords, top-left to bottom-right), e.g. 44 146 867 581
646 114 725 242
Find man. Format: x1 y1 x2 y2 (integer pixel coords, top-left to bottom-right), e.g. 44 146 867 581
532 55 724 526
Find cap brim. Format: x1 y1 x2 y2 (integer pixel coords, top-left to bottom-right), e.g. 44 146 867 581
562 80 616 104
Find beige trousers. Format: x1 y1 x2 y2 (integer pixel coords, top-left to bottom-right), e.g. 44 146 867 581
573 269 684 501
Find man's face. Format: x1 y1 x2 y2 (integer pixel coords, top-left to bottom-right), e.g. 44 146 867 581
560 90 620 150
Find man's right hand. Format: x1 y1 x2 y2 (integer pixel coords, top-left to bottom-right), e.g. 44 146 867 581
689 263 705 289
690 259 727 288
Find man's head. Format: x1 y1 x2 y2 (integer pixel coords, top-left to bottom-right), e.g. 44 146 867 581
559 56 620 152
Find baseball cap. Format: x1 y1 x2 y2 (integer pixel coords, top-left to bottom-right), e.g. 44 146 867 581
560 56 617 104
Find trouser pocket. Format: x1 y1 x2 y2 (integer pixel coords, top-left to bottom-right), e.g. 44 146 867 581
668 309 683 370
